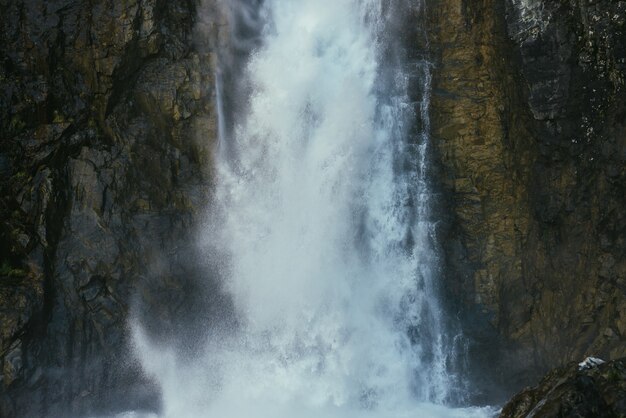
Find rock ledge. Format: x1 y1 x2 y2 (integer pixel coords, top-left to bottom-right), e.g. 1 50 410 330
501 357 626 418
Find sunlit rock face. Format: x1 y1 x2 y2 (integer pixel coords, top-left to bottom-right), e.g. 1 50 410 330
0 1 224 416
426 0 626 402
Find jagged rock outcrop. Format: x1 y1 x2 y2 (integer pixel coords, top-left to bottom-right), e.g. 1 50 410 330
426 0 626 402
0 1 225 416
500 357 626 418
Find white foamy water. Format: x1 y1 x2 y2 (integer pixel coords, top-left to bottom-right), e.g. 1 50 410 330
131 0 496 417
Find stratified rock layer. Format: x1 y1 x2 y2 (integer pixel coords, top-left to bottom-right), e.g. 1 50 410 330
426 0 626 401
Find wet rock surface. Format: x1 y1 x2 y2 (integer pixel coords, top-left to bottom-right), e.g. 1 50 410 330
500 357 626 418
425 0 626 403
0 0 624 415
0 1 225 416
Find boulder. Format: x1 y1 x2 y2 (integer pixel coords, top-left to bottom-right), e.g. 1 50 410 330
501 357 626 418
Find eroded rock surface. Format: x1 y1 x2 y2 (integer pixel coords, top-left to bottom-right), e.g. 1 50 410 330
425 0 626 401
0 1 225 416
0 0 624 415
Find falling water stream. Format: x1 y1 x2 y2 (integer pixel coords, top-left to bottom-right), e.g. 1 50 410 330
128 1 497 417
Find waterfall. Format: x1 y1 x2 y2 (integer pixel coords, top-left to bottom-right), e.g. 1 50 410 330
130 1 496 417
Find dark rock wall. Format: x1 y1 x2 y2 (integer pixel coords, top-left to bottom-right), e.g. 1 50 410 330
426 0 626 401
0 0 624 414
500 358 626 418
0 1 225 416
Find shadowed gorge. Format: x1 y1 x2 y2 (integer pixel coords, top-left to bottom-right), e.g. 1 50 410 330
0 0 624 417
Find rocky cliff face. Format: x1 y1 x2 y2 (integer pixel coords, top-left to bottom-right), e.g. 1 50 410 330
0 1 226 416
426 0 626 401
1 0 624 415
